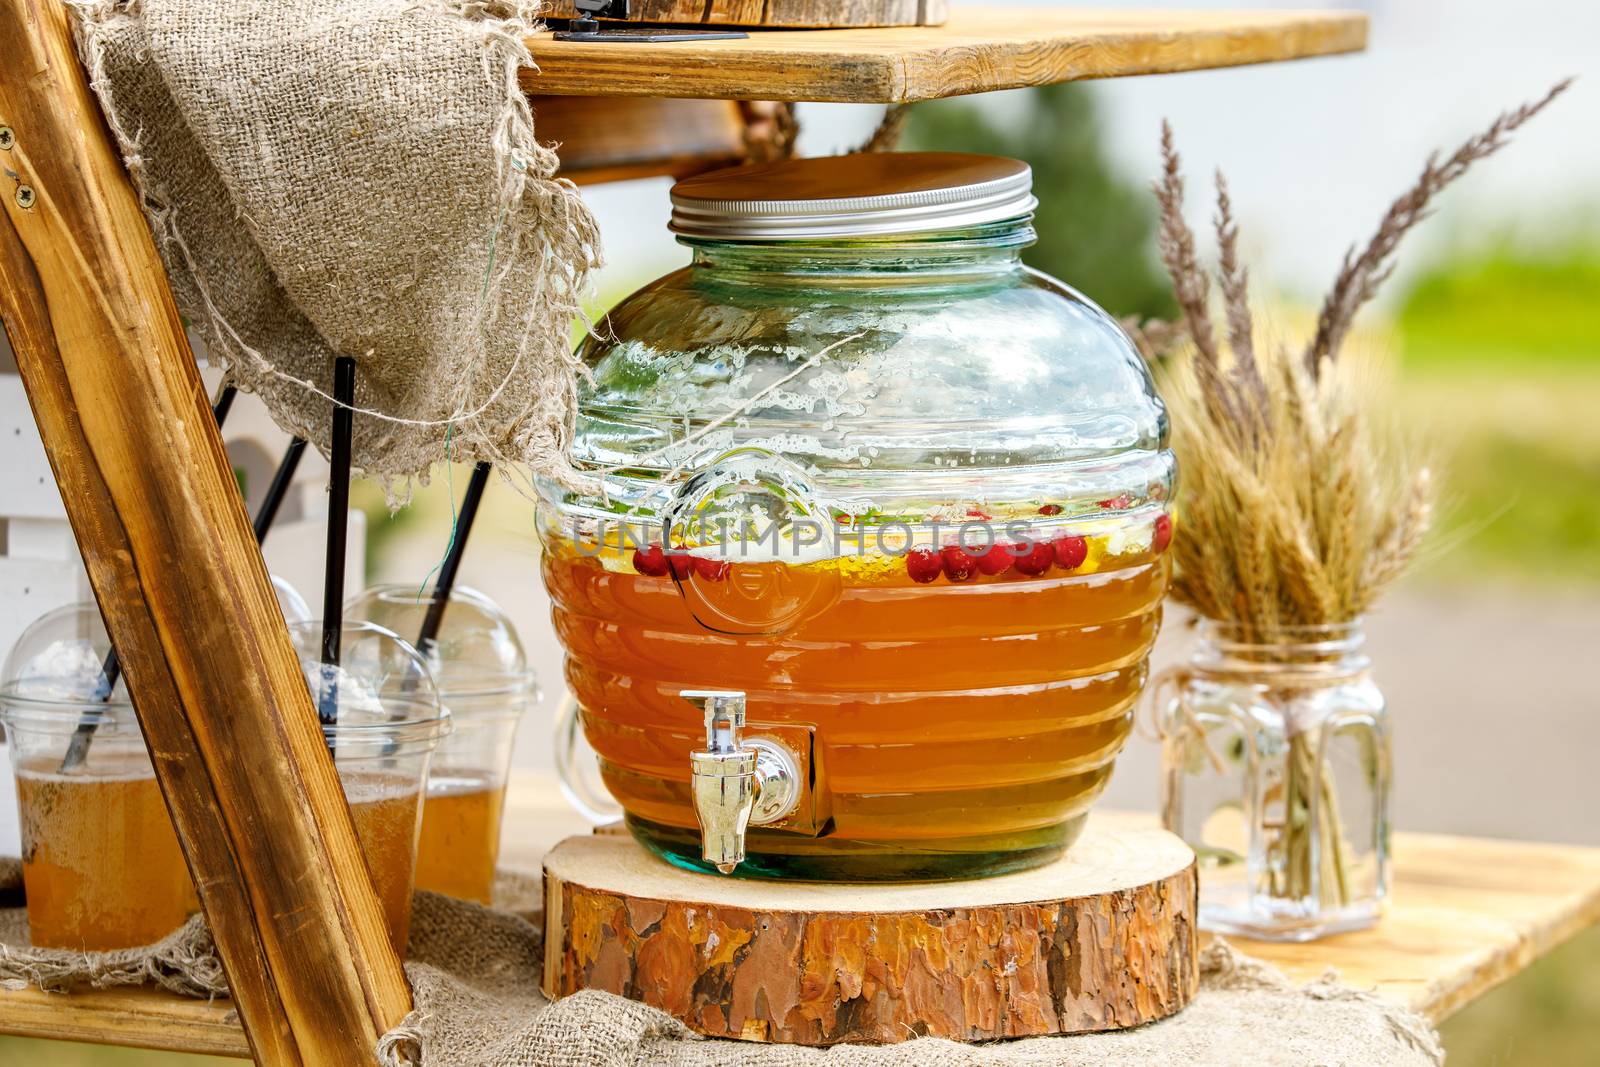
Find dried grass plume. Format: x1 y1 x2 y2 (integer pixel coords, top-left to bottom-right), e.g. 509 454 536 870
1150 81 1569 635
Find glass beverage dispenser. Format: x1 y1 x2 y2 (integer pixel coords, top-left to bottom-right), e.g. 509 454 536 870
537 153 1174 880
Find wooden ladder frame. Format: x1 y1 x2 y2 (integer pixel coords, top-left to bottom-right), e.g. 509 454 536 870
0 2 1366 1062
0 1 412 1061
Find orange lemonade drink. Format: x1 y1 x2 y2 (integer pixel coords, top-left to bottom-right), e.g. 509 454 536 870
16 754 199 950
414 772 507 904
544 511 1171 880
344 773 427 954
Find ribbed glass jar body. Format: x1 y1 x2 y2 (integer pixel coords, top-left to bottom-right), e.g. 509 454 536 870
539 219 1175 880
1158 620 1391 940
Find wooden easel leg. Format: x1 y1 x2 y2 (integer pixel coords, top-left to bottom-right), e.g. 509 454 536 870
0 2 411 1063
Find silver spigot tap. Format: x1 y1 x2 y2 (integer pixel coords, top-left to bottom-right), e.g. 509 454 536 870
681 689 799 875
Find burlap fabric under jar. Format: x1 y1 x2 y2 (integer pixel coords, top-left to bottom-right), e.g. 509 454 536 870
69 0 601 489
0 857 1443 1065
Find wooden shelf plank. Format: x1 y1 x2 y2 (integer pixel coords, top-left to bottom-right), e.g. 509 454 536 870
1225 829 1600 1020
1088 812 1600 1022
6 781 1596 1055
0 985 248 1058
520 6 1368 102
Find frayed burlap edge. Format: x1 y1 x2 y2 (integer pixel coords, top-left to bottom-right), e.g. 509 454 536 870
0 857 225 998
65 0 603 498
1196 941 1446 1063
0 863 544 1002
372 899 1446 1067
0 912 227 999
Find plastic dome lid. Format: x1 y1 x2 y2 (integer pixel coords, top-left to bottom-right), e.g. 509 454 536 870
0 579 361 725
0 579 313 709
342 585 534 702
0 602 132 716
284 620 448 747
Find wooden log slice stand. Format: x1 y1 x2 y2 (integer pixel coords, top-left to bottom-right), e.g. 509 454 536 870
542 822 1199 1045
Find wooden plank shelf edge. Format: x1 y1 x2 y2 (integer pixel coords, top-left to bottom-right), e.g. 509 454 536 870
522 7 1369 102
0 986 250 1059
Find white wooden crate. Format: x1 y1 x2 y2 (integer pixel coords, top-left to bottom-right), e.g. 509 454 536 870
0 374 94 658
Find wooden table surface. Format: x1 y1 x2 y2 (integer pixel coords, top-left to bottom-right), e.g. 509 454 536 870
521 6 1368 102
3 772 1598 1057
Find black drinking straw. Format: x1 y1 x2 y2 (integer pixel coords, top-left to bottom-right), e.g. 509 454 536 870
60 385 238 772
414 461 492 659
210 384 239 437
317 357 357 736
254 437 308 542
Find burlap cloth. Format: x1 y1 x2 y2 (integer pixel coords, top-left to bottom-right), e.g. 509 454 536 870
0 857 1442 1065
70 0 601 492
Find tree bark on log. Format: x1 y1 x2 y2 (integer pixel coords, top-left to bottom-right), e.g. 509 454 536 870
543 825 1198 1045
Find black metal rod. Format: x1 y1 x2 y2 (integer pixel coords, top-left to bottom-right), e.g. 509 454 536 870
254 437 308 543
211 384 237 429
61 384 237 771
317 357 357 730
414 461 492 659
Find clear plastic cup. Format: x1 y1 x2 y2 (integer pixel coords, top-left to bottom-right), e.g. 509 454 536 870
0 604 198 949
344 585 534 904
286 620 449 953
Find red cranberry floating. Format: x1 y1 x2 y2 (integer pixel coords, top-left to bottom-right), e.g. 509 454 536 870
665 546 696 581
941 545 979 582
632 544 669 577
906 547 942 584
1153 513 1174 554
1097 493 1133 510
1014 541 1054 576
1038 504 1063 516
965 508 993 521
1052 534 1088 571
976 543 1014 576
694 555 731 581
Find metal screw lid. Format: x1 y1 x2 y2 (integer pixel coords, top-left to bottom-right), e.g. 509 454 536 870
669 152 1036 241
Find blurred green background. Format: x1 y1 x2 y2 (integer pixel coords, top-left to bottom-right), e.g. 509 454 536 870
1394 244 1600 588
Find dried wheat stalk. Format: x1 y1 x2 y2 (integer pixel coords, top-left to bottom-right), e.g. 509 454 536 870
1153 81 1567 634
1155 124 1229 426
856 104 911 153
1304 79 1571 376
1120 315 1188 362
741 101 801 163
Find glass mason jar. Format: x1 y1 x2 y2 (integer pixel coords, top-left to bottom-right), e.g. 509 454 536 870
1156 620 1391 941
1 604 199 950
537 153 1174 881
287 620 451 954
345 584 536 904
